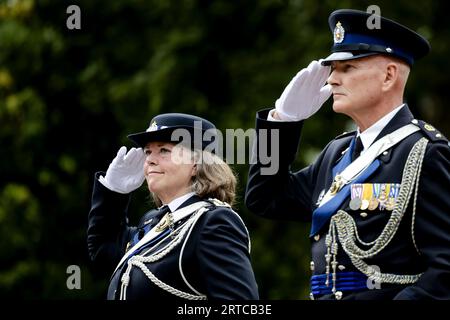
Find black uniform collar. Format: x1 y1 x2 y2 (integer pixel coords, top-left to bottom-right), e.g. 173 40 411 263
372 104 415 145
176 194 204 210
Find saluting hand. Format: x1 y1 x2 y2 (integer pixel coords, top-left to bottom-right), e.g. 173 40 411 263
275 60 332 121
99 146 146 194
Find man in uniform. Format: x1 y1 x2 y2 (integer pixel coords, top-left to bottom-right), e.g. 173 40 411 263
245 9 450 299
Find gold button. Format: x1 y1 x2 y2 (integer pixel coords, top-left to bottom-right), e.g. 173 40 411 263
360 212 368 218
314 234 320 241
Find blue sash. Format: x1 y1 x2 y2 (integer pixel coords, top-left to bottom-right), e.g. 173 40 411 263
311 271 368 295
310 137 380 236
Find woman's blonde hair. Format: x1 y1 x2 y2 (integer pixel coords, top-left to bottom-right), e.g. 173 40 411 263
150 149 237 208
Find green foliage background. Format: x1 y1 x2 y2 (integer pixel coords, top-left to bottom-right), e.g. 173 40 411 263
0 0 448 299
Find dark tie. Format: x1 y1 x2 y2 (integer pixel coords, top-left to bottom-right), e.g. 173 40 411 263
125 204 173 257
137 205 171 240
352 136 363 161
155 205 171 218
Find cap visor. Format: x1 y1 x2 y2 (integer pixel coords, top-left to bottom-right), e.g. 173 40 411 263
127 126 206 148
321 52 378 65
127 128 175 147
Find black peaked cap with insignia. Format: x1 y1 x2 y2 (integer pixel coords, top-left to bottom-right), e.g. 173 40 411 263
128 113 217 150
321 9 431 66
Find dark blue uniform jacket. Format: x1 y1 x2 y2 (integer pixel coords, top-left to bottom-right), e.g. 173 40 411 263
245 105 450 300
88 177 259 300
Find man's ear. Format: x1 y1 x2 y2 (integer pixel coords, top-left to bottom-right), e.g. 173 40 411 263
382 63 399 92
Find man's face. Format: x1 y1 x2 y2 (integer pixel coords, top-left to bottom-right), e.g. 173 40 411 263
327 56 385 118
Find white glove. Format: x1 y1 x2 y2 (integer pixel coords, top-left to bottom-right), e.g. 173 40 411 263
274 60 332 121
99 146 146 194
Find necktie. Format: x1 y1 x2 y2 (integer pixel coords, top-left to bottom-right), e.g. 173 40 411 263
352 136 363 161
155 205 171 219
137 205 171 241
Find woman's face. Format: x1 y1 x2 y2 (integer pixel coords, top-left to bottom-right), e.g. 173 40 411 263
143 142 196 204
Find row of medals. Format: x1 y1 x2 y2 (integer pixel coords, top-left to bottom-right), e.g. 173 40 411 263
349 183 400 211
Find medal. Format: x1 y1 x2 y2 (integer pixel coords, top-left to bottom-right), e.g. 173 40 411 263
385 198 395 211
360 199 370 210
350 198 362 211
360 184 371 210
349 184 363 210
368 183 380 211
385 183 400 211
368 198 379 210
378 184 390 210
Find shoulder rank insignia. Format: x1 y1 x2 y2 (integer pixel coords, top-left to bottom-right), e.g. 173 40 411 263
413 119 448 143
208 198 231 207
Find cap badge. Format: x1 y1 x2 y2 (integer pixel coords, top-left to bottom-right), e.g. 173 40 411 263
334 21 345 44
148 120 158 132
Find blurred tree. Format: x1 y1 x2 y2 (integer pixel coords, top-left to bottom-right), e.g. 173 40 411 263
0 0 448 299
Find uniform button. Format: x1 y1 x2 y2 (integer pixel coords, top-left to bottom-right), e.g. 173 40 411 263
310 261 315 271
360 212 368 218
335 291 343 300
382 151 388 156
309 293 315 300
314 234 320 241
436 133 442 138
338 265 346 271
412 119 419 125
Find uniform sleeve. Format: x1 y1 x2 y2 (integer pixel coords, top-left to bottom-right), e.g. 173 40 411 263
195 208 259 300
87 172 135 274
245 109 327 222
394 142 450 300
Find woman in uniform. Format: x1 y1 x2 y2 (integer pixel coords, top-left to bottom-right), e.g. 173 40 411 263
87 113 259 300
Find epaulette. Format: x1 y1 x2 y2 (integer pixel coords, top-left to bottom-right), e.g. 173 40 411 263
412 119 449 144
334 130 356 140
207 198 231 208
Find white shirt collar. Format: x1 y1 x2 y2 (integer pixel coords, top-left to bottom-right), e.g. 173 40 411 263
357 104 405 153
164 192 196 212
